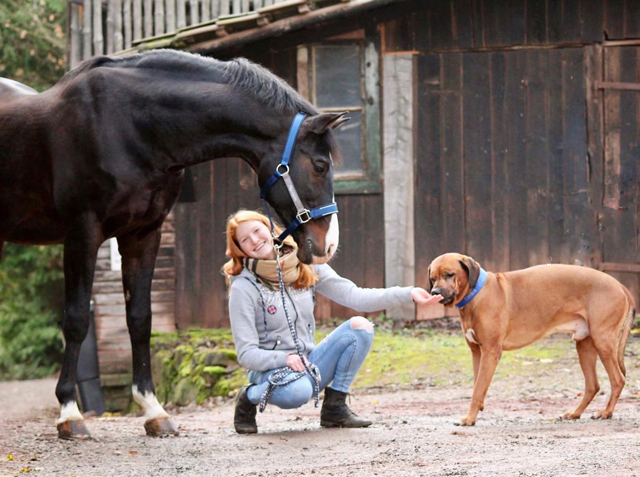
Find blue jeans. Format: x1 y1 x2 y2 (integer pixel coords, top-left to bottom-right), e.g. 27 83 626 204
246 317 374 409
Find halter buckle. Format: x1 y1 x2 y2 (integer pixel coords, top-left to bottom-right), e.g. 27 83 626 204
296 209 311 224
276 164 289 176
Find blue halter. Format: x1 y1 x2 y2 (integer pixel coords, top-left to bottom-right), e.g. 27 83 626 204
455 268 488 308
260 112 338 243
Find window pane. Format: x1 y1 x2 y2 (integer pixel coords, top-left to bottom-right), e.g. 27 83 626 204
332 110 363 175
314 45 361 108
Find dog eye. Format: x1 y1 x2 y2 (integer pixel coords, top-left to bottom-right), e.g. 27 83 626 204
445 273 455 279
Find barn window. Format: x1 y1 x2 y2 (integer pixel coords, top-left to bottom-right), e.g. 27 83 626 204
297 34 381 194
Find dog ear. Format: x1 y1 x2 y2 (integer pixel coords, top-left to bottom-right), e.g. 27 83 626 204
426 266 432 293
458 256 480 288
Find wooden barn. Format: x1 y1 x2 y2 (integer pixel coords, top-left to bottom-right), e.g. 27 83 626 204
68 0 639 407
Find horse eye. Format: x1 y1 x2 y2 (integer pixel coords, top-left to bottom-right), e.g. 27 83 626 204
312 160 329 174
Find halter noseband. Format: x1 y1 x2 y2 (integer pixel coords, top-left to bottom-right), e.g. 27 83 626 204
260 112 338 243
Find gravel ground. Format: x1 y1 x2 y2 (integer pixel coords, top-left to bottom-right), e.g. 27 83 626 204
1 377 640 477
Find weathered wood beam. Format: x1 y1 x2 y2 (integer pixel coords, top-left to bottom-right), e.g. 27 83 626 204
70 2 82 67
595 80 640 91
123 0 132 49
155 0 165 34
188 0 404 54
383 53 415 321
82 0 93 60
92 0 103 55
133 0 142 41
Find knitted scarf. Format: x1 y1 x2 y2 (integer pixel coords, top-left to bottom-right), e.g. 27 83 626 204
242 246 301 290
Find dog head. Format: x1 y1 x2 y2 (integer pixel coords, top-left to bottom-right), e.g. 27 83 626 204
427 253 481 307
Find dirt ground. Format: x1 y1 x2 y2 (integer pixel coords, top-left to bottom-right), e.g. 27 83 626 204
1 376 640 477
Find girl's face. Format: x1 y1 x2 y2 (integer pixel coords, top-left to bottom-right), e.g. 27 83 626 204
236 220 276 260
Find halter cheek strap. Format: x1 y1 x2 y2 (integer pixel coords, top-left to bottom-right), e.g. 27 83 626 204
260 112 338 243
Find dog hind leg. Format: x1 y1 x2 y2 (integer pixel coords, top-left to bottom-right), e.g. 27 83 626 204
561 336 599 420
592 339 625 420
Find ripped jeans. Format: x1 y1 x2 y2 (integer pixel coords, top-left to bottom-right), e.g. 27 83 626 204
246 317 374 409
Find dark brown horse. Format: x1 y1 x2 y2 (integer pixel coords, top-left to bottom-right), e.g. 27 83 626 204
0 50 345 438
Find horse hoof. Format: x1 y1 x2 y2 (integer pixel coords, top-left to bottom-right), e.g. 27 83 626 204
145 417 179 437
57 420 91 439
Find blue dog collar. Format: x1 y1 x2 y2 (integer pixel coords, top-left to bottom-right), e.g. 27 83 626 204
455 268 488 308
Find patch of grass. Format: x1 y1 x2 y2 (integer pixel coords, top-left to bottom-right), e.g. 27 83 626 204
148 326 640 407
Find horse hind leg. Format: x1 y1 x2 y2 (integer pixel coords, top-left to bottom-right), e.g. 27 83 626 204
56 218 103 438
561 336 599 420
118 229 178 437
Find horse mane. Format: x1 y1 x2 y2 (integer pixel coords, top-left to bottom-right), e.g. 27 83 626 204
59 50 316 116
222 57 316 115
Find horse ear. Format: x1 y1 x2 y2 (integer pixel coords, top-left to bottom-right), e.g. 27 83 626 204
458 256 481 289
301 112 350 135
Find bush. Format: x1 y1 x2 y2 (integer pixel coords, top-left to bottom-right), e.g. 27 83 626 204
0 244 64 380
0 0 67 91
0 1 67 380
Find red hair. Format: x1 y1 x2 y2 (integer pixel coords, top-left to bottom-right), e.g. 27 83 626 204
223 210 317 289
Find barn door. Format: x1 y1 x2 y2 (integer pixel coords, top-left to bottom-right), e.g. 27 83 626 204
588 43 640 306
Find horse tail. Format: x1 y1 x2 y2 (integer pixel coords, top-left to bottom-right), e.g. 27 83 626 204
617 285 635 377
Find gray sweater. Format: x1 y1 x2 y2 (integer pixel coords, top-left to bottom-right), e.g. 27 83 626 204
228 264 414 371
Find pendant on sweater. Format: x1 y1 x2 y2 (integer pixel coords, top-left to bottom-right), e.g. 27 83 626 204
267 305 277 315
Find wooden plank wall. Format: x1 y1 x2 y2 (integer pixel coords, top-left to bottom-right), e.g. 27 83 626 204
413 48 595 319
383 0 639 318
401 0 640 51
599 45 640 303
92 214 176 379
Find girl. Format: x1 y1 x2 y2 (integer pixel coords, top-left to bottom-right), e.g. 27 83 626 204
223 210 442 434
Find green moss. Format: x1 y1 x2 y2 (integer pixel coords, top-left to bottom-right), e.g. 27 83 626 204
150 328 245 407
203 366 227 375
212 368 249 397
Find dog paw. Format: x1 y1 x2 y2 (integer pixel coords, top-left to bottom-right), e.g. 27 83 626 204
454 417 476 427
591 411 613 420
560 412 581 420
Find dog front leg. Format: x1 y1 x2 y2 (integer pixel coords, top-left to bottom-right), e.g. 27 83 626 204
468 343 484 412
457 346 502 426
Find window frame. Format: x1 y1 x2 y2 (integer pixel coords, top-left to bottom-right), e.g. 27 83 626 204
297 35 381 195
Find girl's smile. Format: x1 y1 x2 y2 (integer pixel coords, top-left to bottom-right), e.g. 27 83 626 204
236 220 277 260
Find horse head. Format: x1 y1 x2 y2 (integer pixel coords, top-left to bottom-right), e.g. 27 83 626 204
259 112 348 265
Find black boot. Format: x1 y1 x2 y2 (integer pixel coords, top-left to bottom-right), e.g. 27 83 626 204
234 385 257 434
320 387 372 428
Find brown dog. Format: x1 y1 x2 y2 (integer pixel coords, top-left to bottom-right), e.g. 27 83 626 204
427 253 636 426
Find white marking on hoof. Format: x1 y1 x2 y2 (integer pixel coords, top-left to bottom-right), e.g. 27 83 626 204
133 385 170 423
57 401 84 424
465 328 479 345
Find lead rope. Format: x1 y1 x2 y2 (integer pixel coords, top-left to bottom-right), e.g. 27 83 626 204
258 241 322 412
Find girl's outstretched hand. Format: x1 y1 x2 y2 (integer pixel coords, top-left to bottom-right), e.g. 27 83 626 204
411 287 444 306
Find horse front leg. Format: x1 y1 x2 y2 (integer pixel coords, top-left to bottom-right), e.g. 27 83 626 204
56 216 102 439
118 229 178 437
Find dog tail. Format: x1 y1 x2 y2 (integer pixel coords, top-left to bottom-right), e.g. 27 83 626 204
617 285 635 378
